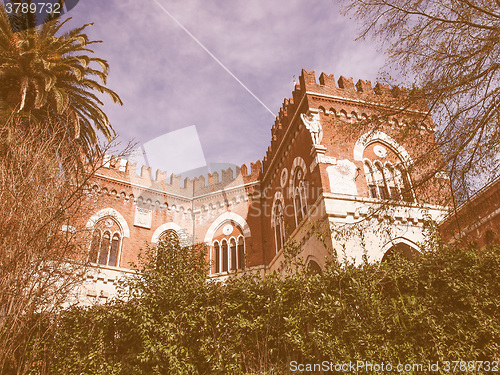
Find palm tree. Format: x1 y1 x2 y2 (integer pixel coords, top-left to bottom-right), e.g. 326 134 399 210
0 2 122 156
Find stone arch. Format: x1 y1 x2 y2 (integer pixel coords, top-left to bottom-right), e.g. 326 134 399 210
305 255 322 273
353 130 414 166
380 237 421 261
151 222 188 244
86 208 130 237
271 190 285 224
289 156 307 183
204 212 251 244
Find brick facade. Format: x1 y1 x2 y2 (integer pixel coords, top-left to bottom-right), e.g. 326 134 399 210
439 177 500 247
78 69 453 303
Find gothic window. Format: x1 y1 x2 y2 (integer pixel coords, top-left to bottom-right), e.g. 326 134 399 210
397 165 415 203
159 229 179 243
273 200 286 253
109 234 120 266
89 231 100 264
292 167 308 225
237 237 245 270
364 161 378 198
209 219 246 275
363 159 414 203
214 241 220 273
230 238 237 270
211 235 246 274
386 164 402 200
222 240 228 272
374 161 389 200
89 218 122 267
98 232 110 265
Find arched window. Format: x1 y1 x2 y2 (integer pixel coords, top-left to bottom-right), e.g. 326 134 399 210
159 229 179 243
211 236 245 274
385 164 402 200
230 238 237 270
292 167 308 225
214 241 220 273
89 230 100 263
364 161 378 198
374 161 389 200
109 234 120 266
89 218 122 267
237 237 245 270
397 165 415 202
98 232 110 265
363 159 414 202
221 240 228 272
273 200 286 253
214 242 220 273
209 219 246 275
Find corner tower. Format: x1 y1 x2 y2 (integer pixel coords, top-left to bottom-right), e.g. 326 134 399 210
261 69 451 270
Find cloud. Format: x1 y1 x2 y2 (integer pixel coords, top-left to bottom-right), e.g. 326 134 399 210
65 0 386 168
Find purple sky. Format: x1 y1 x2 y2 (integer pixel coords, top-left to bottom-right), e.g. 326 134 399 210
64 0 385 174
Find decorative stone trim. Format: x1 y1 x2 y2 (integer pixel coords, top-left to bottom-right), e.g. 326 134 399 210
353 130 414 167
86 208 130 238
151 222 188 244
203 212 251 243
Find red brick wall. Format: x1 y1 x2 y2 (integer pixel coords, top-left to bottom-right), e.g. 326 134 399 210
81 69 453 273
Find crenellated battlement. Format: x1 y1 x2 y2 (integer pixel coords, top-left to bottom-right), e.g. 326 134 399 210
97 155 261 200
262 69 429 175
96 69 428 201
299 69 416 103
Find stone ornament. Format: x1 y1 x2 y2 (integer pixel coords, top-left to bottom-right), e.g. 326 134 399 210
134 207 152 229
280 168 288 188
373 145 387 158
326 159 359 196
318 155 337 165
300 111 323 145
222 224 233 236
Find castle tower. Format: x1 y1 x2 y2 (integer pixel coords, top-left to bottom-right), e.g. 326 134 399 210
260 69 451 270
78 69 451 303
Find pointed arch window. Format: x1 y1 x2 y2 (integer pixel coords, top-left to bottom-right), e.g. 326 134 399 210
364 161 378 198
98 232 110 265
397 165 415 202
89 231 100 264
214 241 220 273
211 232 245 274
89 218 122 267
221 240 228 272
159 229 179 243
109 234 120 266
292 167 308 225
230 238 237 270
364 159 414 203
273 200 286 253
386 164 402 200
237 237 245 270
374 161 389 200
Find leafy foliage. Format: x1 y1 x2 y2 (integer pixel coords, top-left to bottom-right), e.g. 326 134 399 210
28 239 500 374
0 3 122 157
341 0 500 200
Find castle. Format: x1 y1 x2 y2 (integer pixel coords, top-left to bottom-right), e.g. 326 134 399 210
79 69 452 302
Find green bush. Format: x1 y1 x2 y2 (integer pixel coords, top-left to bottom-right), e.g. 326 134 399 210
29 240 500 374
